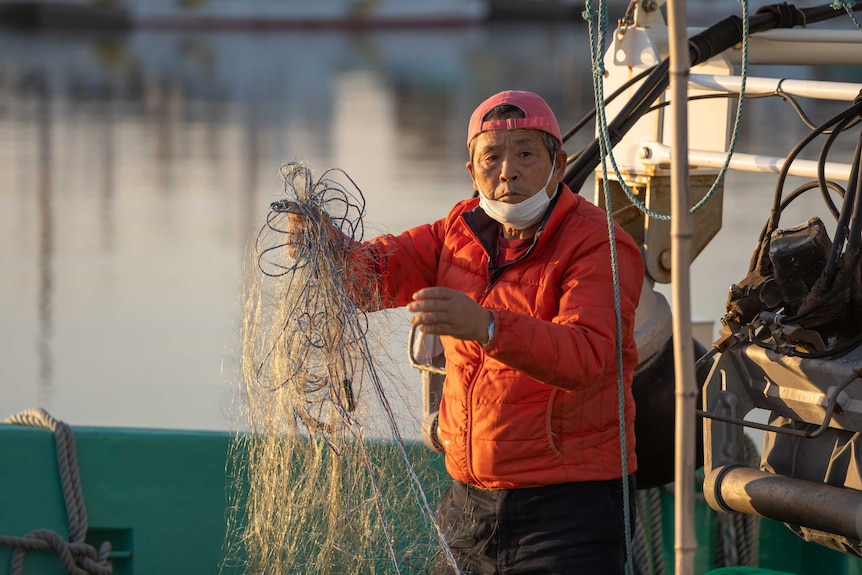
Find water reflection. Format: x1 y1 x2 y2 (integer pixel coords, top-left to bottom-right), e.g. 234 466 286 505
33 73 53 405
0 23 600 431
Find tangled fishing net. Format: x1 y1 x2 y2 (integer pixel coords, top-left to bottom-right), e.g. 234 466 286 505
224 162 455 575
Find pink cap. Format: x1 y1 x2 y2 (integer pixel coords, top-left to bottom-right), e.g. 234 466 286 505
467 90 562 149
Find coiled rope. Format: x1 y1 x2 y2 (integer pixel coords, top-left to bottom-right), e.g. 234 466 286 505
632 488 666 575
0 408 112 575
630 435 762 575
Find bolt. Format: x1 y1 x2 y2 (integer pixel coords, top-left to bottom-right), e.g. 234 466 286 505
659 249 672 271
640 146 652 160
643 0 658 12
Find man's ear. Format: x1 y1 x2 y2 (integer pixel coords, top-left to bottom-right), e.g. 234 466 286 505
466 161 478 191
554 149 568 172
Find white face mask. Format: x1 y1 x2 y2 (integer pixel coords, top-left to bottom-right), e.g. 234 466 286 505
477 164 557 230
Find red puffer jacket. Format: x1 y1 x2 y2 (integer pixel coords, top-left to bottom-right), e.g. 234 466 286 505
350 185 644 489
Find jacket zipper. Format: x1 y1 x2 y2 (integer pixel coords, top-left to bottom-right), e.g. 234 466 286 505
463 219 544 485
466 231 545 484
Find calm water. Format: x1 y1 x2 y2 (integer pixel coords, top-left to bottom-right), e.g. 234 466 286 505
2 13 861 433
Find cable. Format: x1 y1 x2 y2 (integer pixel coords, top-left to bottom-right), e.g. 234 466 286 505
745 100 862 277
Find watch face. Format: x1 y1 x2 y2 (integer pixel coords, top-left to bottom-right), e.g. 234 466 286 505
486 318 495 346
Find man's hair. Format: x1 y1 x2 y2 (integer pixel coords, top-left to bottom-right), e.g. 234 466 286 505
468 104 560 161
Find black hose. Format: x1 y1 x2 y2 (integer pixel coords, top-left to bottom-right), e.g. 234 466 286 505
778 180 845 216
562 65 657 146
564 59 670 191
822 125 862 284
842 147 862 256
782 177 862 326
747 101 862 275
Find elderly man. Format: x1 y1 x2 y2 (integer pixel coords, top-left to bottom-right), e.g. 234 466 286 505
297 90 644 574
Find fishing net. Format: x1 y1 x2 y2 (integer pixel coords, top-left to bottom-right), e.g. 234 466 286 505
224 162 455 575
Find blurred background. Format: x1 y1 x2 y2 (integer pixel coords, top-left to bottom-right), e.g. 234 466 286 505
1 0 860 432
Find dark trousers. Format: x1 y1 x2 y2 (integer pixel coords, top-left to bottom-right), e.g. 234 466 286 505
431 476 636 575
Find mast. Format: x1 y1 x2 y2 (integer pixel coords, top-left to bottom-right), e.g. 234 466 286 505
666 0 697 573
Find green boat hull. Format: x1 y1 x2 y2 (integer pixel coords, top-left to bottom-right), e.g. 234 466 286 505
1 423 860 574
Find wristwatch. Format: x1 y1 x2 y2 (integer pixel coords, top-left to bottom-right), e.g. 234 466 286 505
484 316 496 348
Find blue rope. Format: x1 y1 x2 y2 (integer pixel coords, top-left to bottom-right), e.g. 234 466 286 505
583 3 634 574
832 0 862 30
585 0 669 222
698 0 751 206
584 0 752 222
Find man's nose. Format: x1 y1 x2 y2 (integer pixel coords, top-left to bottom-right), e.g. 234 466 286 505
499 156 518 180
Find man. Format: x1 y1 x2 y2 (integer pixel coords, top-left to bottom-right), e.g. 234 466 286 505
296 90 644 574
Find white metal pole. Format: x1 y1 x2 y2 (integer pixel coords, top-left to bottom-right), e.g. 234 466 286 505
640 142 854 180
666 0 698 573
688 73 862 101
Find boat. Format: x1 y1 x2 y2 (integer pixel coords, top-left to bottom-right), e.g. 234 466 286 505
3 0 862 574
0 0 490 30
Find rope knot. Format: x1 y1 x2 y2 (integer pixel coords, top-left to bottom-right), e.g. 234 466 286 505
1 409 114 575
755 2 804 28
591 61 606 79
